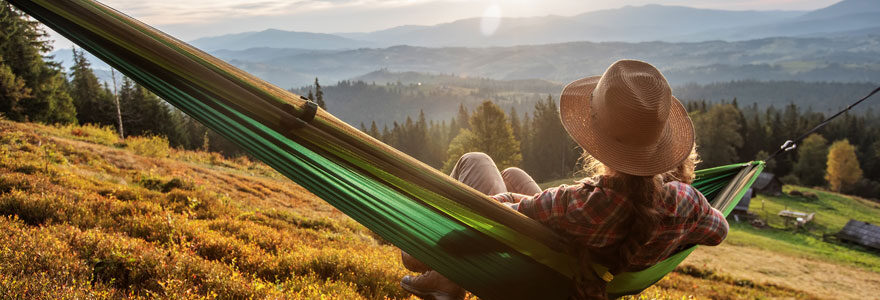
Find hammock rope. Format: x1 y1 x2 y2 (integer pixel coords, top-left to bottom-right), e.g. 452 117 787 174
11 0 767 298
767 85 880 162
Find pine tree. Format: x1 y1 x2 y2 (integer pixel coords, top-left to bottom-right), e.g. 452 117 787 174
456 103 469 131
442 101 521 172
692 103 744 167
523 95 579 181
826 139 863 193
792 133 828 187
413 110 429 160
69 47 115 126
368 121 380 139
0 57 30 120
119 77 186 146
520 112 532 172
0 2 76 123
314 77 325 110
509 106 521 142
381 124 390 143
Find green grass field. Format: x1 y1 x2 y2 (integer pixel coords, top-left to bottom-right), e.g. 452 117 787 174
727 187 880 273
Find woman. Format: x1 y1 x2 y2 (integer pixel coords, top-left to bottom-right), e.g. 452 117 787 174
400 60 729 300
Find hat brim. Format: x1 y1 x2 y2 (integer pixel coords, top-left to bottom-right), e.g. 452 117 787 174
559 76 695 176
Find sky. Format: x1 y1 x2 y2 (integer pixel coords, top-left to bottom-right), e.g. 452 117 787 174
47 0 842 49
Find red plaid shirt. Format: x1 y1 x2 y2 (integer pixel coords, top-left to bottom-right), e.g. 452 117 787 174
493 176 728 272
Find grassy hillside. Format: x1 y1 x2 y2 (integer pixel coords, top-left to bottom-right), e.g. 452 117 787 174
0 119 408 299
0 118 873 299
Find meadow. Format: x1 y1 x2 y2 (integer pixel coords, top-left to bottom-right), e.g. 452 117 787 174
1 118 878 299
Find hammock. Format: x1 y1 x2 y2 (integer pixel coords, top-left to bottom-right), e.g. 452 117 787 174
9 1 766 298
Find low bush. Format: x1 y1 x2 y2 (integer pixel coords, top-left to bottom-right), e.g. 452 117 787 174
126 135 170 158
54 123 120 146
0 190 94 226
0 217 114 299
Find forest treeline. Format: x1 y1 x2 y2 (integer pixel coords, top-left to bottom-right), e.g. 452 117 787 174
0 2 248 155
363 97 880 199
292 70 880 133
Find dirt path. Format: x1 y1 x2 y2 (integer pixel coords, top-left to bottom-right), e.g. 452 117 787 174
685 243 880 299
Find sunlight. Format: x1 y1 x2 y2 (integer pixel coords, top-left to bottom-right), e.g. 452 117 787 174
480 4 502 36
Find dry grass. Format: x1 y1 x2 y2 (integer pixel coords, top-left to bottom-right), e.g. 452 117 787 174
685 242 880 299
0 119 858 299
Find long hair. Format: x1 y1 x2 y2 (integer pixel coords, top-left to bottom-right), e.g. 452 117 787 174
577 150 699 269
662 146 701 184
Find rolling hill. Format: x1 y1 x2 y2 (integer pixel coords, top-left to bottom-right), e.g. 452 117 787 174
206 35 880 88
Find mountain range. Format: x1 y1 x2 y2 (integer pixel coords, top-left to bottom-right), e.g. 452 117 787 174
191 0 879 50
52 0 880 89
213 36 880 88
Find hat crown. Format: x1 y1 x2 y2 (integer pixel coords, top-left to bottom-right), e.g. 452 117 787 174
591 60 672 147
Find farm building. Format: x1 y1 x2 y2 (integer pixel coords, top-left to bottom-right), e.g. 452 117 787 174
837 220 880 251
728 188 754 222
753 173 782 196
732 188 753 214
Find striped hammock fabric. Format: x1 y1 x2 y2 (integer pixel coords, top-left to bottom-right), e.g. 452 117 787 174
9 1 765 298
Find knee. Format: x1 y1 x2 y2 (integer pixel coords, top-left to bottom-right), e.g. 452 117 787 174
501 167 531 181
501 167 527 178
460 152 493 165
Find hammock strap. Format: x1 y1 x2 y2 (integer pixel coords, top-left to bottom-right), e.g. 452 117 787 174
767 85 880 162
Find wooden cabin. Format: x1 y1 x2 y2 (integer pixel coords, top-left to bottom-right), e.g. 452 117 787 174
753 173 782 196
838 220 880 251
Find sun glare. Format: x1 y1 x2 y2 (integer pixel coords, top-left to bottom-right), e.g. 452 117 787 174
480 4 502 36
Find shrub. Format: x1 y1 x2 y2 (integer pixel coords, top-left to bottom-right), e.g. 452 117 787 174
137 174 166 191
162 178 194 192
780 174 801 186
0 218 114 298
850 179 880 200
54 123 120 146
0 173 32 193
137 175 194 193
126 135 170 158
165 189 227 219
277 274 363 300
0 190 93 226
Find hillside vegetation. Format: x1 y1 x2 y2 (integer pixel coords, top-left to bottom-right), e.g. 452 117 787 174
685 184 880 299
0 119 410 299
1 118 859 299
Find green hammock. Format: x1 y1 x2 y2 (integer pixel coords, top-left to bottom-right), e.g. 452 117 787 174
9 1 765 298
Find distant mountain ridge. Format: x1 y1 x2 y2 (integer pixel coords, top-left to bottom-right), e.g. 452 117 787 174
682 0 880 41
190 29 373 51
207 36 880 88
187 0 880 50
194 4 811 50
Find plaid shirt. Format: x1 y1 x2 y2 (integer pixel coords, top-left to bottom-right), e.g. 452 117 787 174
493 176 728 272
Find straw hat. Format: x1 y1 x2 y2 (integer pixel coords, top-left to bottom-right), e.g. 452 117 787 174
560 59 694 176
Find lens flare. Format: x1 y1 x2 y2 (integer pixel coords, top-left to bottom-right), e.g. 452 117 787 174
480 4 502 37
